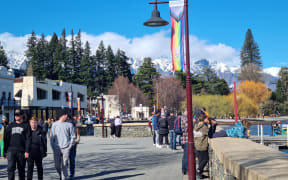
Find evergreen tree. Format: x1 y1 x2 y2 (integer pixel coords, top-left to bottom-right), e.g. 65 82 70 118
275 67 288 102
105 45 116 86
35 34 48 80
240 29 262 68
68 29 77 83
80 41 93 96
58 29 70 81
275 79 285 103
115 49 132 81
93 41 107 95
0 42 8 67
25 31 38 76
73 29 83 84
201 66 218 81
134 57 159 105
47 33 59 80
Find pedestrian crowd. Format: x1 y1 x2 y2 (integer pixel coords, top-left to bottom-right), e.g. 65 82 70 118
150 107 251 179
0 109 80 180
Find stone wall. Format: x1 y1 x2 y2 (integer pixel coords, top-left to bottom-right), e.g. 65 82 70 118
209 137 288 180
94 123 152 137
79 123 152 138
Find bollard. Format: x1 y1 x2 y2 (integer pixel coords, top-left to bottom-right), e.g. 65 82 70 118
257 124 260 136
260 125 264 145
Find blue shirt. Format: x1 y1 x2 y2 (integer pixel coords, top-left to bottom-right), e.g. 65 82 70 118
152 115 159 130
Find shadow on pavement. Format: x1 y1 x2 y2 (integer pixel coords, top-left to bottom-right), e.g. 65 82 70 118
101 173 145 180
73 168 137 179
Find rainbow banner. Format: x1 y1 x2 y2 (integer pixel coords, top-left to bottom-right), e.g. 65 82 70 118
170 0 185 72
68 92 73 109
77 97 81 111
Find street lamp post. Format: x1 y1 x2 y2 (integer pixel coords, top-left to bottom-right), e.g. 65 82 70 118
144 0 196 179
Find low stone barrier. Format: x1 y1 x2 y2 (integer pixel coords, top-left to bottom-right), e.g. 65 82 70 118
81 123 153 137
209 137 288 180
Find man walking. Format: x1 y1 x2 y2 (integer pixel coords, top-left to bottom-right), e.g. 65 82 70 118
68 116 81 178
27 117 47 180
50 110 76 180
4 109 31 180
152 110 161 148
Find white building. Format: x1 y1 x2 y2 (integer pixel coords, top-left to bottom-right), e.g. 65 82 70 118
0 66 19 122
131 105 150 120
14 76 87 120
103 95 121 119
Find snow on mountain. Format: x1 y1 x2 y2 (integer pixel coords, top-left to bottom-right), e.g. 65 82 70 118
263 67 280 77
1 38 280 91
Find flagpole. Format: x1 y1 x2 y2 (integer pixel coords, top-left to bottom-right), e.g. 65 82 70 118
234 81 239 123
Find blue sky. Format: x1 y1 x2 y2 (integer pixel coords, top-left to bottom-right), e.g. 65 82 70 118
1 0 287 68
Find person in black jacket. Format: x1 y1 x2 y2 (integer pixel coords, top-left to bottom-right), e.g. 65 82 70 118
168 112 177 150
27 117 47 180
4 109 32 180
158 111 169 148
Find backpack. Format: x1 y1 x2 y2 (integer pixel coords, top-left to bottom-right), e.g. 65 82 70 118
174 116 183 135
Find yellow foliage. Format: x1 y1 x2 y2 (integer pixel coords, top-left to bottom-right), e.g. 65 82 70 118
227 93 259 117
238 81 271 105
181 93 259 118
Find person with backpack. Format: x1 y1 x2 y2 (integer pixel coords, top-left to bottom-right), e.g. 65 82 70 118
158 110 169 148
175 112 183 146
27 117 47 180
168 112 176 150
4 109 32 180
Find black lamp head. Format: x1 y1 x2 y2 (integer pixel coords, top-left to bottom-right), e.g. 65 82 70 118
144 8 169 27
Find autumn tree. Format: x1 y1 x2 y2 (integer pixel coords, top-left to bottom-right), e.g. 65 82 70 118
227 93 259 117
238 80 271 105
108 76 148 113
154 77 186 112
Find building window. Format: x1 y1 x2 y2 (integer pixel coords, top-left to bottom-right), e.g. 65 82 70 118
77 93 84 102
15 90 22 98
52 90 61 100
37 88 47 100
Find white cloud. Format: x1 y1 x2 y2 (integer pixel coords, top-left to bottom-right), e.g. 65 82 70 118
0 30 241 68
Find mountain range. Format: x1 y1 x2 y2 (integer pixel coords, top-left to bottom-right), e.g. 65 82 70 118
5 46 280 91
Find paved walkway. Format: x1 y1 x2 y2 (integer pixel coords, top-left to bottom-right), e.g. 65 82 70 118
0 137 184 180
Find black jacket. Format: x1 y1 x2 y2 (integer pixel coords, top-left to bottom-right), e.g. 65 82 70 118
4 122 31 153
30 125 47 158
168 116 176 130
158 117 169 135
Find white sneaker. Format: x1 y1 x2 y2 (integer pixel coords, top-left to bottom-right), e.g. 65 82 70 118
153 144 156 146
156 144 161 148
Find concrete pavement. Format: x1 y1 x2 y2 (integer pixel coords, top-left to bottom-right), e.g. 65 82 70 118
0 137 185 180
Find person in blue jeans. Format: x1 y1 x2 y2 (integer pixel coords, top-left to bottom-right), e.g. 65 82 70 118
168 112 176 150
68 117 81 178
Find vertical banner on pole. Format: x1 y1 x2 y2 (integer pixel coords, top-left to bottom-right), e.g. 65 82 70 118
68 92 73 109
170 0 185 72
77 98 81 111
234 81 239 123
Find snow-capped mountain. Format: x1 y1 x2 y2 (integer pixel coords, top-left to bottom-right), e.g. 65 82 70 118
129 58 280 90
2 41 280 91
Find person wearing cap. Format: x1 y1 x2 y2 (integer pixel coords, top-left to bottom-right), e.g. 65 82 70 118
50 110 76 180
4 109 32 180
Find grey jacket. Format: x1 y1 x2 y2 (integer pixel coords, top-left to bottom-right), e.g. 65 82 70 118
50 121 76 150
